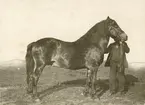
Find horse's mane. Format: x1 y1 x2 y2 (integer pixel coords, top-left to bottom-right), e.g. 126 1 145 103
75 20 106 43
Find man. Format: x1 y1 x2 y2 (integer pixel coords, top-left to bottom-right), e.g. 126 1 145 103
105 39 130 95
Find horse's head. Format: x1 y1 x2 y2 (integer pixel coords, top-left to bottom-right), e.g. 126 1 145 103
106 16 128 42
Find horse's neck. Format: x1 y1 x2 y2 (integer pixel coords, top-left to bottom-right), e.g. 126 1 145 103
75 20 110 53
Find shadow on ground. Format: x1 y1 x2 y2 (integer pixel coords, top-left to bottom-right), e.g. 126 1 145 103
38 74 138 100
124 74 139 92
38 79 109 99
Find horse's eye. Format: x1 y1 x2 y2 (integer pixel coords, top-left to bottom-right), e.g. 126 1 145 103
111 21 115 24
114 25 118 28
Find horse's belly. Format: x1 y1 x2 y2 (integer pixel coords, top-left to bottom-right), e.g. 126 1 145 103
51 51 86 69
50 42 74 69
51 54 70 68
51 55 85 69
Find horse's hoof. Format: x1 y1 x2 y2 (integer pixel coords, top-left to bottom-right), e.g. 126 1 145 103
119 91 126 96
35 98 41 103
82 90 89 97
32 96 41 103
90 91 96 98
82 92 88 97
26 89 33 94
96 95 100 100
32 94 40 103
90 94 95 100
109 91 116 96
90 94 100 100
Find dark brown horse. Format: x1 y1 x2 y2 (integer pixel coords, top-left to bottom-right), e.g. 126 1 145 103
25 16 128 101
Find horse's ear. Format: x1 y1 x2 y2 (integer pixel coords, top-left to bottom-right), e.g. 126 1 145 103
107 16 110 20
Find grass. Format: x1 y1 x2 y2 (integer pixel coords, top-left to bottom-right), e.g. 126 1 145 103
0 65 145 105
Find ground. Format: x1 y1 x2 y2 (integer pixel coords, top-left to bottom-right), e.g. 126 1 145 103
0 64 145 105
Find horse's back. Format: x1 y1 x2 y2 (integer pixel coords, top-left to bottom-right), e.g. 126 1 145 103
33 38 86 69
31 38 75 67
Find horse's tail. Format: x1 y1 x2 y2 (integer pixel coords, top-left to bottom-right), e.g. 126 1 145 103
25 42 35 77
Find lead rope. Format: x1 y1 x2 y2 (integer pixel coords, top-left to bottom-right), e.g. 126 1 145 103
119 41 124 72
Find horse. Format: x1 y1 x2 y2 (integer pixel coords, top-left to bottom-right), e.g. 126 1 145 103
25 16 128 101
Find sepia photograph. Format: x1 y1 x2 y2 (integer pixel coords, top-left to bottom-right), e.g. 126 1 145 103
0 0 145 105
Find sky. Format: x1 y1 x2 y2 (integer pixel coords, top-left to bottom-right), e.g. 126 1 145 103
0 0 145 63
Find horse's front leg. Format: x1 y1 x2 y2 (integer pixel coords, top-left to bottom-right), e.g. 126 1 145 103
90 67 98 99
83 69 92 96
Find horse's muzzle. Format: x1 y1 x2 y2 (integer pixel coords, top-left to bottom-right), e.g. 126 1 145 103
120 33 128 41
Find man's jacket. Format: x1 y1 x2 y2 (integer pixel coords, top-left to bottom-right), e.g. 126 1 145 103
105 42 130 68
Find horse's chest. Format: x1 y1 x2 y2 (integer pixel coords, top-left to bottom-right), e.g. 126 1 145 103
85 47 104 67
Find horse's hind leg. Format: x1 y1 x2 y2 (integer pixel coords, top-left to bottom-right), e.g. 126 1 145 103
26 71 33 94
26 58 34 94
32 57 46 101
